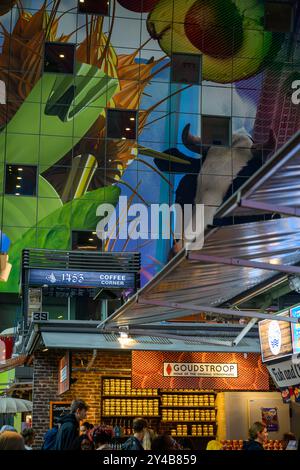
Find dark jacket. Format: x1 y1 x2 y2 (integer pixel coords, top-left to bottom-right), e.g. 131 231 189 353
54 413 79 450
121 436 144 451
243 439 264 451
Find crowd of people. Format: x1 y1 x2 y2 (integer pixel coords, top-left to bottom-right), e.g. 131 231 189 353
0 399 298 451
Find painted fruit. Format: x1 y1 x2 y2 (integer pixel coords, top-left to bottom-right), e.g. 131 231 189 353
147 0 274 83
118 0 159 12
184 0 243 59
0 0 17 16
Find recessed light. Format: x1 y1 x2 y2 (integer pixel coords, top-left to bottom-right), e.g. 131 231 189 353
16 185 21 188
79 0 85 3
125 128 131 131
17 176 22 180
92 232 97 235
130 117 135 121
15 193 20 196
57 315 63 319
42 348 48 352
18 168 23 171
121 137 126 140
59 54 65 58
88 238 94 241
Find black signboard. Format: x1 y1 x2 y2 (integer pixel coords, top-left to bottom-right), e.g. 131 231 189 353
49 401 71 428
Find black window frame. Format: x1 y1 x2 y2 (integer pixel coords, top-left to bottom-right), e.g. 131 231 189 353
171 52 202 85
201 115 231 147
4 164 38 197
44 42 76 75
106 108 138 141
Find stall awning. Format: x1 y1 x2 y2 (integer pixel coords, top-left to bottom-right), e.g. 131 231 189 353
23 321 260 353
99 131 300 330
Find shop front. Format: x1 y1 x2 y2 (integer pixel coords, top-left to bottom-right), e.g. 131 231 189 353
23 320 290 450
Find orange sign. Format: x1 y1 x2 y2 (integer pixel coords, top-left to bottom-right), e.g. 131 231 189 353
132 351 269 390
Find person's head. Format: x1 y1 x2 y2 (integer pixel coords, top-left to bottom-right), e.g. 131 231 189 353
249 421 268 444
92 425 113 449
70 399 89 422
21 428 35 446
151 434 177 452
0 431 25 450
206 440 223 450
282 432 296 450
80 421 93 434
178 437 193 450
133 417 148 440
142 428 156 450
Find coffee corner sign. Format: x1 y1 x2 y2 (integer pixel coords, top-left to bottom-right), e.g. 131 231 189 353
163 362 238 378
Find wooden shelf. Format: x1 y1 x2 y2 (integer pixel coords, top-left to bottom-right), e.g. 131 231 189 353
102 415 161 418
103 395 158 398
160 405 215 409
161 420 216 423
160 391 216 395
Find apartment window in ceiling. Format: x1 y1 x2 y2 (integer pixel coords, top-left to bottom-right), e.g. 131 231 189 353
5 165 37 196
106 109 137 140
265 1 294 33
78 0 110 16
201 115 231 146
72 230 102 251
171 53 202 85
44 42 75 74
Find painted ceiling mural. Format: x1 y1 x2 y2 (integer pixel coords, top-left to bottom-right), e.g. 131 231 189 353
0 0 299 293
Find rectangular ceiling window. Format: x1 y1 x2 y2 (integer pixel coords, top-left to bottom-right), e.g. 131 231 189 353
201 115 231 146
106 109 137 140
78 0 110 16
72 230 102 251
5 165 37 196
171 53 202 85
44 42 75 74
265 1 294 32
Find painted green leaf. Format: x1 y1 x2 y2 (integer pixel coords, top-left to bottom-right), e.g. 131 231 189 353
0 185 121 293
0 62 119 171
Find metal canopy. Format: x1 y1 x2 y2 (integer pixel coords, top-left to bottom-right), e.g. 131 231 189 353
217 131 300 218
99 217 300 327
98 131 300 334
23 321 261 354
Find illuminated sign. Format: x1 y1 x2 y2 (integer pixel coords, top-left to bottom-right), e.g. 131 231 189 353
28 269 135 289
163 362 238 378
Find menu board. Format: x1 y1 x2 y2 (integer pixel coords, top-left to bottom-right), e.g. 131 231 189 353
49 401 71 428
290 305 300 354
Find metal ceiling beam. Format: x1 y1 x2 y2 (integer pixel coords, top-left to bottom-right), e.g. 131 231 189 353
232 318 258 347
239 198 300 217
188 253 300 275
138 298 300 323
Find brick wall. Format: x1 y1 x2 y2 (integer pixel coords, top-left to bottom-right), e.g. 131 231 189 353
32 349 131 449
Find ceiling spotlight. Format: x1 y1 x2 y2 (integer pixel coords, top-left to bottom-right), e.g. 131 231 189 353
15 193 20 196
88 238 94 241
130 117 135 121
16 185 21 188
125 127 131 131
18 168 23 171
121 137 126 140
17 176 22 180
59 54 65 58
